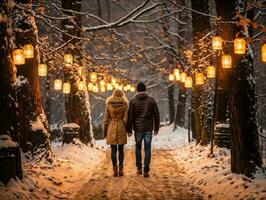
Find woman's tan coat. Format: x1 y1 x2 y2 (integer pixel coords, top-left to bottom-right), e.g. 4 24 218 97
103 96 128 144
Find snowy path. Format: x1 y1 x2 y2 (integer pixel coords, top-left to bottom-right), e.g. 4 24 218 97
72 149 203 200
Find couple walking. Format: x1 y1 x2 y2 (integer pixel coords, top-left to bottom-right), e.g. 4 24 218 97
103 82 160 178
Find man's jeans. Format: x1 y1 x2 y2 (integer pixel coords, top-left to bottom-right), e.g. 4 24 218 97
110 144 124 167
134 131 152 172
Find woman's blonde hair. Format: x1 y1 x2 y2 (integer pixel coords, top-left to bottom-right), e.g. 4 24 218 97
107 89 128 103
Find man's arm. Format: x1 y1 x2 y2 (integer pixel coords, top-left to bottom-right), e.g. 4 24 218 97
126 100 134 134
153 101 160 134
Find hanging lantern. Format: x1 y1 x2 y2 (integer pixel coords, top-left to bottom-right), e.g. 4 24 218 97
78 80 85 91
130 86 136 92
92 84 99 93
107 83 113 91
100 86 106 92
114 83 119 89
118 84 123 90
22 44 34 58
222 54 232 69
175 72 180 81
207 65 216 78
261 43 266 63
13 49 25 65
185 76 192 88
123 86 128 92
54 79 62 90
38 63 47 77
180 72 187 83
169 73 175 82
88 82 93 91
174 68 180 79
126 84 131 90
212 35 223 50
234 38 246 54
64 54 73 66
90 71 97 83
100 78 105 87
112 77 117 85
63 82 71 94
195 72 204 86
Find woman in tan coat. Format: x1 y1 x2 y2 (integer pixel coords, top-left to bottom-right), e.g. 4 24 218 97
103 89 128 177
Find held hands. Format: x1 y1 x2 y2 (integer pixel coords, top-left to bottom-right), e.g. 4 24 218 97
128 132 133 137
153 131 159 136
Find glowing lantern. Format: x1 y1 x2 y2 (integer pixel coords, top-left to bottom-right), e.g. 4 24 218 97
130 86 136 92
126 84 131 90
100 86 106 92
92 84 99 93
22 44 34 58
63 82 71 94
207 65 216 78
185 76 192 88
118 84 123 90
38 64 47 77
180 72 186 83
88 82 93 91
222 54 232 69
90 71 97 83
174 68 180 78
114 83 119 89
175 72 180 81
78 80 85 91
100 78 105 87
261 44 266 62
107 83 113 91
64 54 73 66
169 73 175 82
123 86 128 92
195 73 204 86
13 49 25 65
234 38 246 54
54 79 62 90
212 35 223 50
112 77 117 85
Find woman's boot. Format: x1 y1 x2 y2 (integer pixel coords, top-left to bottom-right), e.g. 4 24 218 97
113 166 118 177
119 165 124 176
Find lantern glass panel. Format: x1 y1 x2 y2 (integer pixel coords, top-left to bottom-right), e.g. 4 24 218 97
23 44 34 58
54 79 62 90
180 72 187 83
234 38 246 54
212 36 223 50
195 73 204 86
13 49 25 65
169 73 175 81
207 65 216 78
38 64 47 77
222 54 232 69
63 82 71 94
185 76 192 88
64 54 73 66
262 44 266 63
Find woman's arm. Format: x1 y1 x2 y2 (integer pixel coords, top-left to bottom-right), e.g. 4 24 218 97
103 105 110 138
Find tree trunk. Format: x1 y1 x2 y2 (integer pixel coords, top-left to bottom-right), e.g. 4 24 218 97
168 84 175 124
13 0 52 161
174 83 186 128
214 0 236 123
62 0 93 144
191 0 210 144
229 3 262 177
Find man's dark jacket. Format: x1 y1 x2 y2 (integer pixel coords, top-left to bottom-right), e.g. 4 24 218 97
127 92 160 133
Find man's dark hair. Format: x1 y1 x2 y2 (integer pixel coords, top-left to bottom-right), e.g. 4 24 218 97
137 82 146 92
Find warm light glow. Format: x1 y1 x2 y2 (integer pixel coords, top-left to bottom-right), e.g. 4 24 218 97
88 82 93 91
169 73 175 81
64 54 73 66
100 86 106 92
126 84 131 90
118 84 123 90
207 65 216 78
212 36 223 50
92 84 99 93
90 71 97 83
54 79 62 90
234 38 246 54
114 83 119 89
78 80 85 91
262 44 266 63
130 86 136 92
185 76 192 88
38 64 47 77
63 82 71 94
195 72 204 86
123 86 128 92
23 44 34 58
112 77 117 85
174 68 180 79
13 49 25 65
222 54 232 69
180 72 187 83
107 83 113 91
175 72 180 81
100 78 105 87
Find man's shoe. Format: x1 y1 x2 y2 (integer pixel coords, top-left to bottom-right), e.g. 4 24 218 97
113 166 118 177
137 169 142 175
119 165 124 176
144 171 149 178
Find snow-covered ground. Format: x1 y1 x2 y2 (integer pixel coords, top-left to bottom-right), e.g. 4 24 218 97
171 144 266 200
96 124 189 150
0 140 105 200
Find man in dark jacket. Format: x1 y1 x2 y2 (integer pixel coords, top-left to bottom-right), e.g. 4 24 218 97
127 82 160 177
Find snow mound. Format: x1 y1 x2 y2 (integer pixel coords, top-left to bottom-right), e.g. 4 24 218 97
171 144 266 200
63 123 80 129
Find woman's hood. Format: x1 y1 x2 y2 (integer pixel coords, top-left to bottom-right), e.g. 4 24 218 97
107 96 127 109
